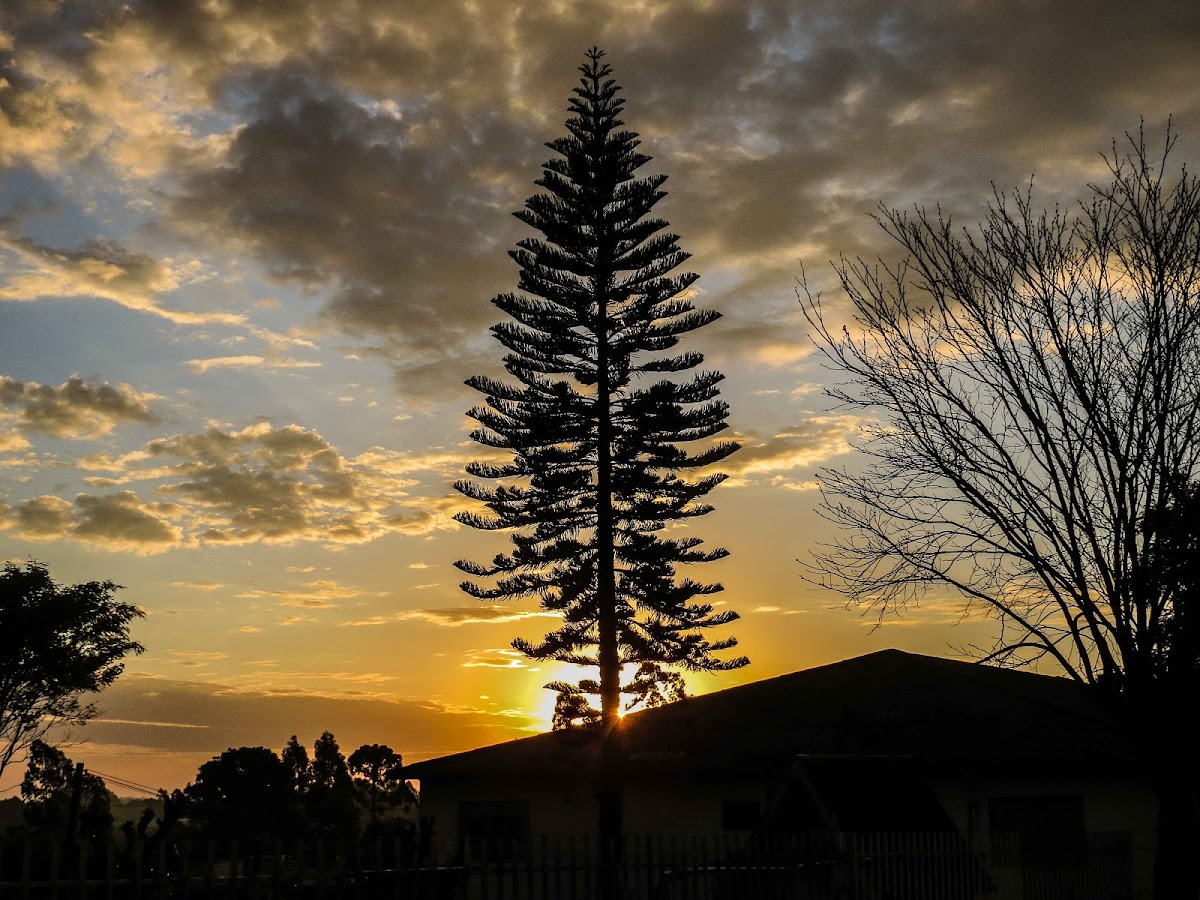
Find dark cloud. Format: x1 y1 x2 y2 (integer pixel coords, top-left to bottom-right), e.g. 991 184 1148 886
170 67 532 362
0 490 181 552
0 374 161 439
5 0 1200 393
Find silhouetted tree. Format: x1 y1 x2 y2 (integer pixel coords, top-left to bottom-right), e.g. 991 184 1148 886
1143 478 1200 687
347 743 410 829
550 662 684 730
455 48 746 732
0 562 143 781
305 731 358 838
183 747 298 844
21 740 113 842
549 683 603 731
282 734 310 794
799 125 1200 894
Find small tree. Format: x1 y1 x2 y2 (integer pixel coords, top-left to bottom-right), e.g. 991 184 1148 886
21 740 113 841
800 126 1200 892
282 734 311 794
0 561 144 781
306 731 358 838
347 743 409 828
183 746 299 844
454 48 746 731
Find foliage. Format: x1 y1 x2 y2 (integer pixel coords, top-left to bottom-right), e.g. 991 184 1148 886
549 663 685 730
282 734 310 793
0 561 144 781
20 740 113 841
177 733 415 843
347 743 412 828
183 746 299 843
1141 479 1200 691
548 682 603 731
455 48 746 728
305 731 358 838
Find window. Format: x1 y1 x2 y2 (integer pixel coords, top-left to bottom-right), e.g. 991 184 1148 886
459 800 530 859
721 800 761 831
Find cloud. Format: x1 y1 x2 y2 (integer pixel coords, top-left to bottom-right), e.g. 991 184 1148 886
0 431 30 453
239 579 384 610
462 648 532 670
353 447 488 478
0 230 243 325
1 419 461 553
72 492 183 550
169 68 527 396
169 649 228 662
723 415 864 485
752 605 805 616
3 494 74 537
171 581 224 591
183 324 320 376
0 374 161 439
339 605 555 628
185 355 322 375
0 491 181 553
5 0 1199 404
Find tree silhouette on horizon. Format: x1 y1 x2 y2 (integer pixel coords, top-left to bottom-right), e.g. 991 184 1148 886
454 48 747 732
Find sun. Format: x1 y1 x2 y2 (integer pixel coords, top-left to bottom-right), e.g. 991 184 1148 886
525 663 640 731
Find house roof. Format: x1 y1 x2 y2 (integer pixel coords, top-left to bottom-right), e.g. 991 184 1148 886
405 649 1132 781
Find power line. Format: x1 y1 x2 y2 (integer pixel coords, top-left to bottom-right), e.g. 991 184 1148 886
88 770 160 797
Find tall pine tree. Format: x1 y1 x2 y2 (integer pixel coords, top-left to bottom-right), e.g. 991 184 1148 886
455 48 747 731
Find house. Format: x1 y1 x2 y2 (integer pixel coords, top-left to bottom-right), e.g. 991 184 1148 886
407 649 1157 891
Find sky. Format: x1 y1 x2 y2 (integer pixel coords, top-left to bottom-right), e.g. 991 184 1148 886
2 0 1199 796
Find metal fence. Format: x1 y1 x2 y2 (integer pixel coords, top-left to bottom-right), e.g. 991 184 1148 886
0 831 1144 900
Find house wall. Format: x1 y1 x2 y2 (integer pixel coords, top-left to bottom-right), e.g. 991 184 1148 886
419 775 768 859
929 770 1157 837
625 777 767 835
420 775 597 860
930 771 1157 899
422 765 1158 896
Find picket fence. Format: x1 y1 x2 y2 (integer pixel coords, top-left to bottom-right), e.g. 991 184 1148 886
0 831 1145 900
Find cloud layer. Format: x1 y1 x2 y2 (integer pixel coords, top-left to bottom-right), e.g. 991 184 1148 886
1 420 461 552
5 0 1198 398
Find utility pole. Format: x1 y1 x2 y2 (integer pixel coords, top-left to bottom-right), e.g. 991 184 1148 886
67 762 84 841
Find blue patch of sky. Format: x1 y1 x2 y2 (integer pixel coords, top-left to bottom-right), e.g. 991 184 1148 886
0 300 186 387
0 166 59 221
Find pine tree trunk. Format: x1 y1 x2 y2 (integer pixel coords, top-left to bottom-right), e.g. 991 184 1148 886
595 259 623 900
595 325 621 730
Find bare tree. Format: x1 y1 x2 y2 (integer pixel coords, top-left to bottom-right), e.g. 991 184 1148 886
800 126 1200 891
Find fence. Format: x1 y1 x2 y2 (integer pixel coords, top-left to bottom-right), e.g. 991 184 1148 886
0 832 1145 900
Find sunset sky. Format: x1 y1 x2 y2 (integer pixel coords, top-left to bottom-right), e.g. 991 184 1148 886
3 0 1199 795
